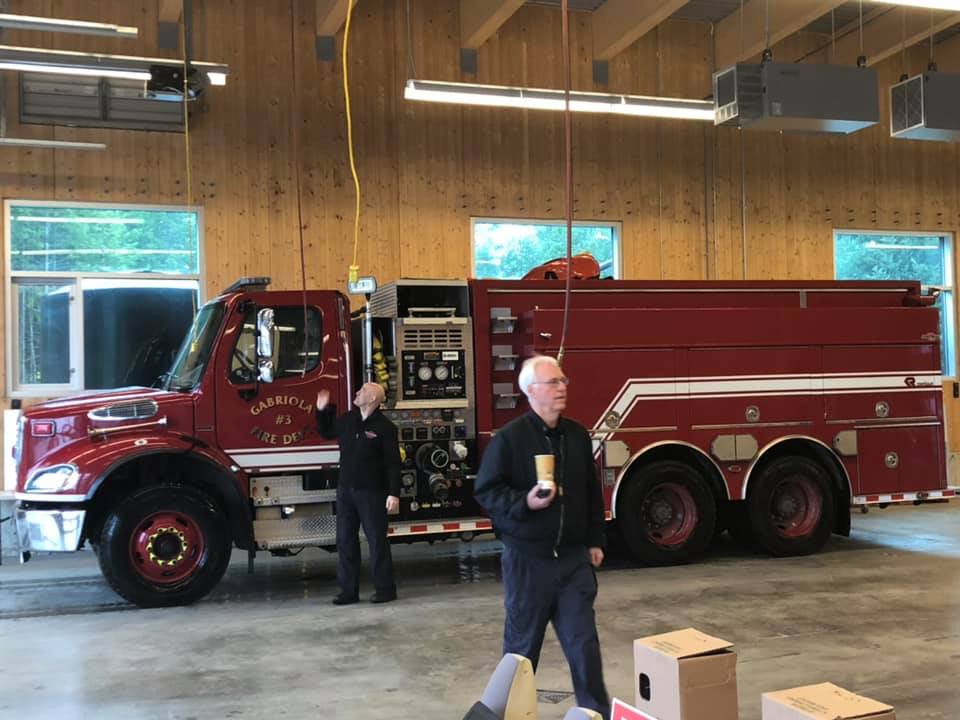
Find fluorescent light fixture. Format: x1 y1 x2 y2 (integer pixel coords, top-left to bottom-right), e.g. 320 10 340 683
14 216 143 224
0 137 106 150
865 240 940 250
0 45 149 80
0 60 148 80
0 13 138 38
0 45 228 86
870 1 960 9
14 248 189 255
404 79 715 121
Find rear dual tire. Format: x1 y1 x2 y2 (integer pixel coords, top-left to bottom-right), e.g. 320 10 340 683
618 460 716 565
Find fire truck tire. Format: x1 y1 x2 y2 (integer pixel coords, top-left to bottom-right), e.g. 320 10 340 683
98 485 232 608
618 461 716 565
747 456 835 557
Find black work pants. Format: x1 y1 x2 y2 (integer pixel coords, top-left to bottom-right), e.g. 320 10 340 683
336 484 396 597
501 544 610 718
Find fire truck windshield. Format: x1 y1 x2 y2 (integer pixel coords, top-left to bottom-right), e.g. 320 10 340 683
165 302 227 391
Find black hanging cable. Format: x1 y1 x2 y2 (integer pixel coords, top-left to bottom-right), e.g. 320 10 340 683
762 0 772 61
739 0 744 59
900 7 908 80
929 10 936 71
857 0 866 67
557 0 573 367
179 10 197 319
289 1 309 376
830 8 837 62
406 0 417 78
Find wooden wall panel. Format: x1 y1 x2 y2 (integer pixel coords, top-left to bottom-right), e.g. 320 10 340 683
0 0 959 422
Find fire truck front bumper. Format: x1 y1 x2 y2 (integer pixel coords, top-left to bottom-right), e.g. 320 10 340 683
15 503 86 554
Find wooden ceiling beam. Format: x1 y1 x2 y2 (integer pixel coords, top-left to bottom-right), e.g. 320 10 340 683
715 0 845 68
317 0 359 37
592 0 690 61
460 0 526 50
828 6 960 67
158 0 182 24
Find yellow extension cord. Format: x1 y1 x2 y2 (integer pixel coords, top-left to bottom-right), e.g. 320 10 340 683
343 0 361 285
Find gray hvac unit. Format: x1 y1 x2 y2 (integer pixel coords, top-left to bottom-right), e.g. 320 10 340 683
890 72 960 141
713 62 879 134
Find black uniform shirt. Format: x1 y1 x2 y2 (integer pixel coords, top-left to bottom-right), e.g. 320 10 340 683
316 405 402 497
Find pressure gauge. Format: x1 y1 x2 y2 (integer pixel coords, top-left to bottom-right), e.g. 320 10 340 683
434 365 450 381
417 365 433 382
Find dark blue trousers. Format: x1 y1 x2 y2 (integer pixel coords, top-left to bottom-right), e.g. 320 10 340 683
336 485 396 597
501 545 610 719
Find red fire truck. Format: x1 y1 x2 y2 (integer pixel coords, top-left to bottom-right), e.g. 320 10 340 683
13 274 955 607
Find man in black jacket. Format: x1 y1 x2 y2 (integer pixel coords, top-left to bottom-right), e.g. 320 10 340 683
316 383 401 605
474 355 610 718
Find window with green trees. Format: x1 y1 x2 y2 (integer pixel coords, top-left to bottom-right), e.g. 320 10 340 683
7 201 202 395
834 231 955 376
473 219 620 279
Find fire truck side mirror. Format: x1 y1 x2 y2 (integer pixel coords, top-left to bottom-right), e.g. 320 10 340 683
256 308 275 384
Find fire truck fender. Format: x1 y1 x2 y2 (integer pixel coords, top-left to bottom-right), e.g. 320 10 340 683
80 437 253 550
610 440 728 520
741 435 852 505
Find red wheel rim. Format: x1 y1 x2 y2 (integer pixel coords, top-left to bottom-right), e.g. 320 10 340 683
770 474 822 539
129 511 206 585
641 482 698 547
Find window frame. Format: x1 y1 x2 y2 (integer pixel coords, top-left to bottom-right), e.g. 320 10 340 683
832 228 956 378
5 199 205 397
470 217 623 280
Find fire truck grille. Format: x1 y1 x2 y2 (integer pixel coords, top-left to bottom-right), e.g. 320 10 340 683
88 399 160 421
402 328 464 349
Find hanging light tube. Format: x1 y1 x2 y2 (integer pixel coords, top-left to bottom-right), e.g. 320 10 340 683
0 138 106 150
0 13 138 38
0 45 149 80
0 45 229 85
404 79 715 121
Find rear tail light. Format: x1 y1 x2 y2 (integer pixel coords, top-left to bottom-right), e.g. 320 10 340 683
30 420 56 437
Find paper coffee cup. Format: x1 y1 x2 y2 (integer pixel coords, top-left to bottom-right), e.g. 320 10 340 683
534 454 555 491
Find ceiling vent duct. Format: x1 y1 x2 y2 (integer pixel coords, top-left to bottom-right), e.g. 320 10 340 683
890 72 960 142
713 62 879 134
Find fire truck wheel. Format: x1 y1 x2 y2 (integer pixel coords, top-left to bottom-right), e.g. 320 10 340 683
618 461 716 565
747 456 835 557
98 485 231 608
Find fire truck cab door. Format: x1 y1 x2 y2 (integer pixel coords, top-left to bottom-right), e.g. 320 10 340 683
214 292 344 473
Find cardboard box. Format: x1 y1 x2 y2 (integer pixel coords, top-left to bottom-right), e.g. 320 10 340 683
762 682 895 720
633 628 738 720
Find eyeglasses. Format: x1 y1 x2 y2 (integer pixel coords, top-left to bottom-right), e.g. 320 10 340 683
531 377 570 387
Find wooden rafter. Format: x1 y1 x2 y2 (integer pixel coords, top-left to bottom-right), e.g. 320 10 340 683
593 0 689 61
317 0 359 37
459 0 526 50
715 0 845 68
828 6 960 67
158 0 182 23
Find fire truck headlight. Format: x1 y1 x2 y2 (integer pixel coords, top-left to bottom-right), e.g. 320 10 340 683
25 464 80 493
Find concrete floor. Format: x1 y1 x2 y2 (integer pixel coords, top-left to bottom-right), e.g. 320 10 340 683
1 504 958 720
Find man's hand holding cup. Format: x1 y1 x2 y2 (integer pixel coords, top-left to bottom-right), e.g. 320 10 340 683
527 453 557 510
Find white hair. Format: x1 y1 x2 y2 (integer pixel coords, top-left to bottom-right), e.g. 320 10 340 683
518 355 560 397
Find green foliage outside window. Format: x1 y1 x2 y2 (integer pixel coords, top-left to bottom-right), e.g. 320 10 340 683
10 205 199 274
834 232 955 375
834 234 945 286
474 221 618 279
